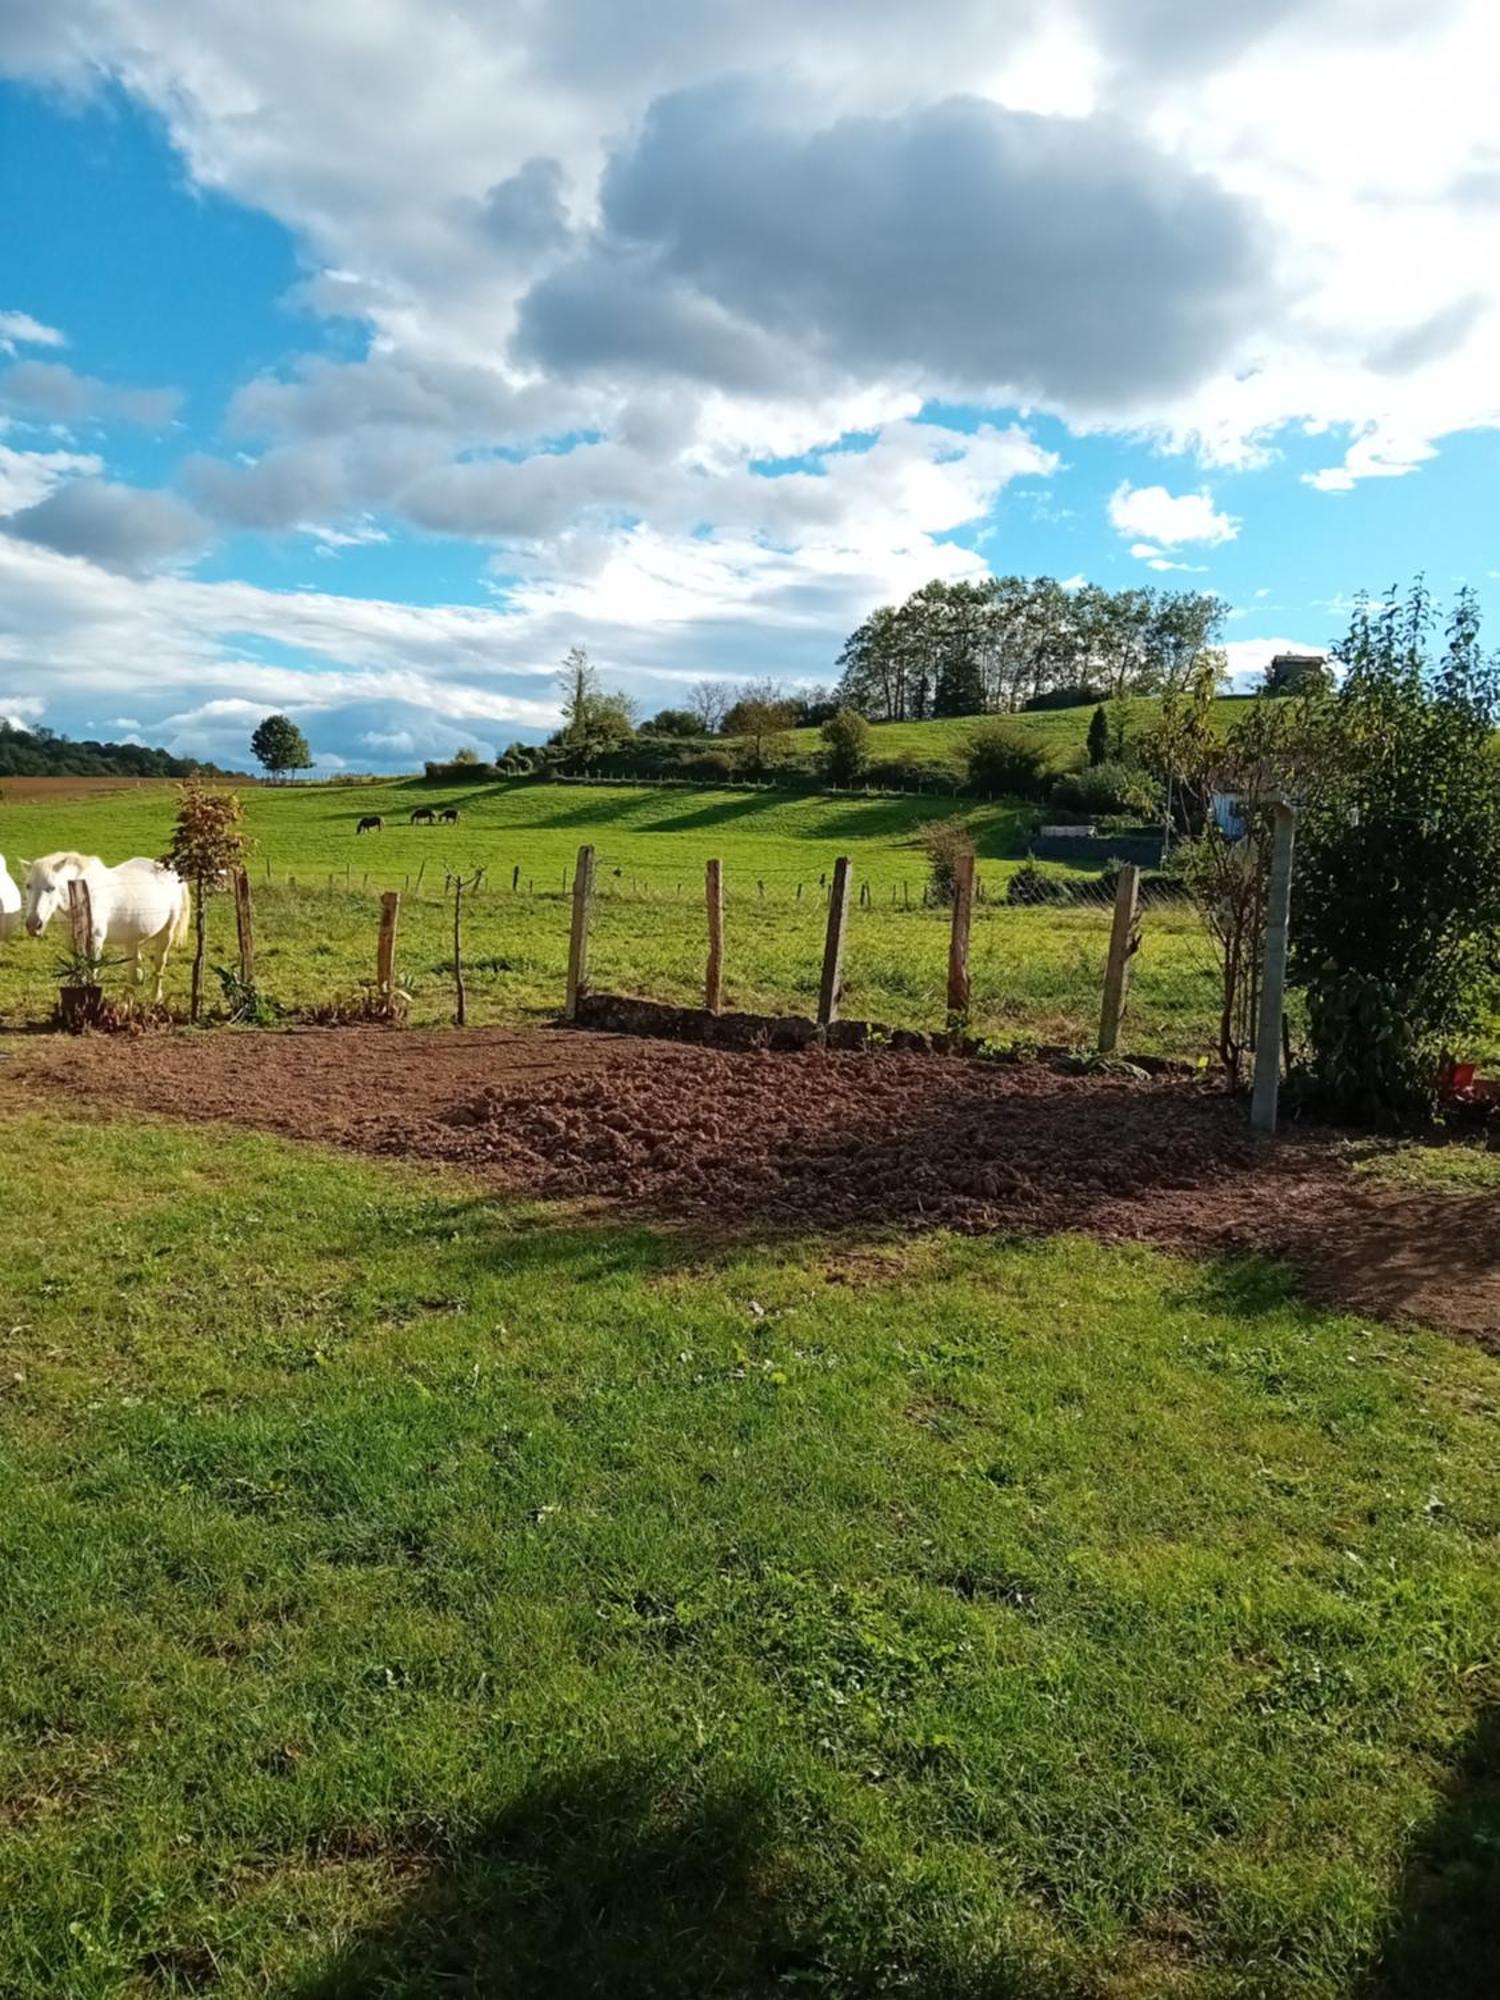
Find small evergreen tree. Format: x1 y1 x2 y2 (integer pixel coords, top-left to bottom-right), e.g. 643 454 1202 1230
250 713 312 781
1086 704 1110 767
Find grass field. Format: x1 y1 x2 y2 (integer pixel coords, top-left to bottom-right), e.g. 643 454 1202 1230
0 1105 1496 1997
0 779 1227 1056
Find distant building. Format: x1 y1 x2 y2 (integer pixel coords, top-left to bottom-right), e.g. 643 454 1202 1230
1264 651 1330 696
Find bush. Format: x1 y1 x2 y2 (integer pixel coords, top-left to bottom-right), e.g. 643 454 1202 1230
424 759 499 782
965 721 1051 800
1006 860 1074 906
866 757 948 792
819 708 872 785
1290 583 1500 1126
919 817 975 905
1022 684 1106 712
677 750 738 783
1048 760 1159 818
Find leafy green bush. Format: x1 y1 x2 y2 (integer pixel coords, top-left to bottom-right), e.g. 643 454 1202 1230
1290 583 1500 1126
964 721 1050 800
819 707 873 785
1006 860 1074 906
1049 760 1159 818
866 757 948 791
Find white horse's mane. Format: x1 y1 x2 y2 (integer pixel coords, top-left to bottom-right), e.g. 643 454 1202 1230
31 850 102 878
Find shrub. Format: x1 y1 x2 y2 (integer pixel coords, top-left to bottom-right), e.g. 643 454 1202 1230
424 759 499 782
1049 760 1159 818
819 708 872 785
866 757 946 792
640 708 700 737
1006 860 1074 906
1290 582 1500 1126
1022 684 1106 712
964 721 1050 800
677 750 738 783
919 816 975 905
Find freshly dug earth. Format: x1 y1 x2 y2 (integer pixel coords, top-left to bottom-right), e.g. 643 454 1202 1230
6 1025 1496 1345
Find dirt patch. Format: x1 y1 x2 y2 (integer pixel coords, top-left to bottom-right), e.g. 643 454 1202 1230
4 1025 1496 1346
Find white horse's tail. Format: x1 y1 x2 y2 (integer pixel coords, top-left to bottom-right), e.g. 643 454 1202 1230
172 879 193 949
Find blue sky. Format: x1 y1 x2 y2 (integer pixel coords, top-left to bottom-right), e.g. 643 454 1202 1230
2 2 1498 771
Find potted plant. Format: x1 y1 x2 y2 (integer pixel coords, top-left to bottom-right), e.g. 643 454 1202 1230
53 940 113 1032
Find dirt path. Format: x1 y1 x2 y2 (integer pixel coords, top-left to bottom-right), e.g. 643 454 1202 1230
4 1025 1495 1347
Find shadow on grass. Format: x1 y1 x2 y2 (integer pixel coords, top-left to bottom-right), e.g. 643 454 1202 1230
1368 1708 1500 1998
286 1760 1028 2000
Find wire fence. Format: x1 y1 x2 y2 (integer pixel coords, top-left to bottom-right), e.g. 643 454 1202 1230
0 847 1232 1062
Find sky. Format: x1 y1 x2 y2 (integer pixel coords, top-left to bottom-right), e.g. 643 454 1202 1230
2 2 1499 773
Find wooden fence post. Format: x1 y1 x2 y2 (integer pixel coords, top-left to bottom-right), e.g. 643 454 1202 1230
1251 803 1297 1135
565 843 595 1020
67 877 93 959
946 850 975 1019
705 858 724 1013
376 890 400 1005
818 856 853 1027
233 867 255 986
1097 864 1141 1055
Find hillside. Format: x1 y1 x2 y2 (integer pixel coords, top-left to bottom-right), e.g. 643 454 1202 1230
603 694 1256 787
0 719 238 782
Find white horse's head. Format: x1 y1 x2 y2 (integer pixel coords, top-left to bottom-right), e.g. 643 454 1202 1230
23 852 93 938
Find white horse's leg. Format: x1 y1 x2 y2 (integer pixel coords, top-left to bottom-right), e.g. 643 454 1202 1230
148 921 172 1003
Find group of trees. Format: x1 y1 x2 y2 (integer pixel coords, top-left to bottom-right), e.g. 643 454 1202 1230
835 576 1227 722
0 719 234 782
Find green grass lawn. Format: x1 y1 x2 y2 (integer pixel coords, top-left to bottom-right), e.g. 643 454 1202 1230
0 1108 1496 1996
0 780 1225 1056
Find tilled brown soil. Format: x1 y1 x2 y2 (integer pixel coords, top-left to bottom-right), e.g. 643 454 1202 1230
5 1025 1496 1346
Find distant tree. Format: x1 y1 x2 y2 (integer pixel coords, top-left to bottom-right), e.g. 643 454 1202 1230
164 786 248 1024
1086 704 1110 767
450 747 483 766
554 646 637 772
640 708 700 738
724 680 798 776
250 713 312 781
819 708 872 785
687 680 733 734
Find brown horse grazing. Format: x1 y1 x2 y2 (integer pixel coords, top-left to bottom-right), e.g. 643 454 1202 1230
356 815 383 834
410 807 436 825
438 807 460 823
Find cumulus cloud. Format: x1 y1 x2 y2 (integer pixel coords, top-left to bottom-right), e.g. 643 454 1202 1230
1 359 181 426
6 480 210 573
0 309 66 352
518 81 1265 413
0 440 103 515
1109 482 1239 548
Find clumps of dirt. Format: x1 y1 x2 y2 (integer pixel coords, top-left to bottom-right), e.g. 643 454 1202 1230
5 1024 1496 1345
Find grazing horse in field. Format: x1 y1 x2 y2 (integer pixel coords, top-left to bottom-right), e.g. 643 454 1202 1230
22 852 190 1001
410 807 436 825
0 854 22 941
357 815 383 834
438 807 460 823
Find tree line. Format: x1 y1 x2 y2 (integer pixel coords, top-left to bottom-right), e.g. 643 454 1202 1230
835 576 1226 721
0 719 237 782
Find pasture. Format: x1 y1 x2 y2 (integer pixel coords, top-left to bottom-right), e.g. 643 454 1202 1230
0 778 1229 1057
0 1101 1497 1996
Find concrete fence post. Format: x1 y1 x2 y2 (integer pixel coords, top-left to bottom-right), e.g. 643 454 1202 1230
946 850 975 1019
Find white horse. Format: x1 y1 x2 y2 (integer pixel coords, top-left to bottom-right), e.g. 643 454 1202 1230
22 852 191 1001
0 854 21 942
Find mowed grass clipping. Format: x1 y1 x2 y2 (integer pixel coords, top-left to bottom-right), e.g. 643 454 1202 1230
0 778 1227 1054
0 1109 1497 1996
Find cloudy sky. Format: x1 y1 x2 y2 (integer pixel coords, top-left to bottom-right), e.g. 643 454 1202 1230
2 1 1498 771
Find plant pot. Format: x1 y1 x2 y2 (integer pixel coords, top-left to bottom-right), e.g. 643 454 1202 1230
57 983 107 1033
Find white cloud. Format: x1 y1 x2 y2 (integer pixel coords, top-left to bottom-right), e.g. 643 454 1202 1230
1110 482 1239 547
0 440 103 515
0 310 66 354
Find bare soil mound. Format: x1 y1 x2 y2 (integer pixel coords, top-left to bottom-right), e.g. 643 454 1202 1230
6 1025 1495 1347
